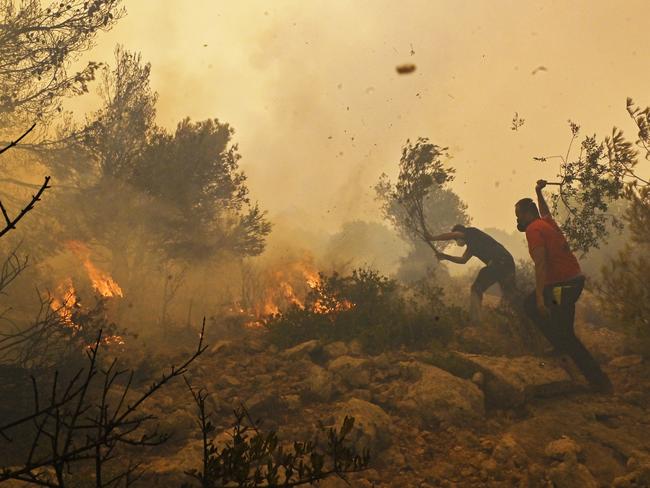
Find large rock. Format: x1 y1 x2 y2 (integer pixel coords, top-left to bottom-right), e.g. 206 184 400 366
328 355 371 388
609 355 643 369
548 464 599 488
334 398 391 452
281 339 322 359
613 461 650 487
492 433 527 467
323 341 350 359
545 436 583 462
576 321 629 362
546 457 599 488
300 363 336 402
543 436 598 487
398 361 484 427
457 353 575 407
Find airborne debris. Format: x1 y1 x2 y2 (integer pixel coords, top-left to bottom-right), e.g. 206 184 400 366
396 63 416 75
531 65 548 75
410 43 415 56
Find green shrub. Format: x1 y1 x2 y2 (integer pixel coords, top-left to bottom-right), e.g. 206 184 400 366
266 268 464 354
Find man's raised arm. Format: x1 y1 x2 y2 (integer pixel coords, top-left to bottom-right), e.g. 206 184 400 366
535 179 551 218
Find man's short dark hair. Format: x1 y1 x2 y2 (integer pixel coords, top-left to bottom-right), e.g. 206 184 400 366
515 198 539 215
452 224 466 233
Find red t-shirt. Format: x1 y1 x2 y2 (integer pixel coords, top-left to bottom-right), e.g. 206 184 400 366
525 215 581 285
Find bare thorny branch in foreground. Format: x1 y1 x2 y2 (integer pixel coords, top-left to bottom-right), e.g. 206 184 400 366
0 319 208 487
0 123 50 238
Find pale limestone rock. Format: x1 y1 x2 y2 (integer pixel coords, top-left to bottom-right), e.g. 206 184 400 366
399 361 484 427
334 398 391 452
458 353 575 407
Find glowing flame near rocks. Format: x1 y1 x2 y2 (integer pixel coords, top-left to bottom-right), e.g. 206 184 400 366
66 240 123 298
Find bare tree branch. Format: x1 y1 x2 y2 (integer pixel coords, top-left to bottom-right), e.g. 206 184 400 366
0 175 50 238
0 123 36 155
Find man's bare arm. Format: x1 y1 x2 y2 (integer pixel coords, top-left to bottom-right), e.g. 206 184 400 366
437 248 471 264
536 180 551 218
428 231 464 242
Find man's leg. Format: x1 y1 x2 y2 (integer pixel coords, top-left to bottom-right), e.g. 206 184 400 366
551 284 613 392
523 291 560 352
497 261 519 308
471 267 498 322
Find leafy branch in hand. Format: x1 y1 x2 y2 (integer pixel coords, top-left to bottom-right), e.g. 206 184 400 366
376 138 464 258
533 119 629 253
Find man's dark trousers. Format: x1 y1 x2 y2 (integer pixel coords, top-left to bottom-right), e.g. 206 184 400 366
523 276 611 389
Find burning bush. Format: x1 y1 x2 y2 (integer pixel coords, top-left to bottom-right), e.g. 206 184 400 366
266 268 462 354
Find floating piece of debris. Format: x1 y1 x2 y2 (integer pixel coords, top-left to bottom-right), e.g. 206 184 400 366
396 63 416 74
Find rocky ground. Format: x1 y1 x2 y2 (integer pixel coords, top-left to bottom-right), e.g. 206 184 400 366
129 305 650 488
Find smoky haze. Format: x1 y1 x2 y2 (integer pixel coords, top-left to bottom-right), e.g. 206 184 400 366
63 0 649 237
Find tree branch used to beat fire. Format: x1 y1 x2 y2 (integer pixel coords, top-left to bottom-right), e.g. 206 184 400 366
376 137 469 260
534 99 650 253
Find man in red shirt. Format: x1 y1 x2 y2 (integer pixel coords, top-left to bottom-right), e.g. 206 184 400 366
515 180 613 393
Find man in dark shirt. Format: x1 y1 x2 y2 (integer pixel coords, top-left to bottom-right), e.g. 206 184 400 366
428 225 516 321
515 180 613 393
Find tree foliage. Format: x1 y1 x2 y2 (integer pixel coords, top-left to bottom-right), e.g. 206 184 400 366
0 0 124 128
39 47 271 266
376 138 469 252
267 268 462 354
536 99 650 253
597 185 650 355
82 46 157 181
133 118 271 260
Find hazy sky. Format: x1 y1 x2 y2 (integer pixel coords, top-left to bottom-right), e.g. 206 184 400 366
69 0 650 234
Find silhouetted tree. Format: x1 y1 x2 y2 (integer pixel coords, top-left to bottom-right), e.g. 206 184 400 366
0 0 124 128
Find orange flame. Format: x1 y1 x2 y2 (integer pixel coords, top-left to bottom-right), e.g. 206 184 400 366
66 241 123 298
50 278 81 331
244 258 355 327
50 277 126 346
